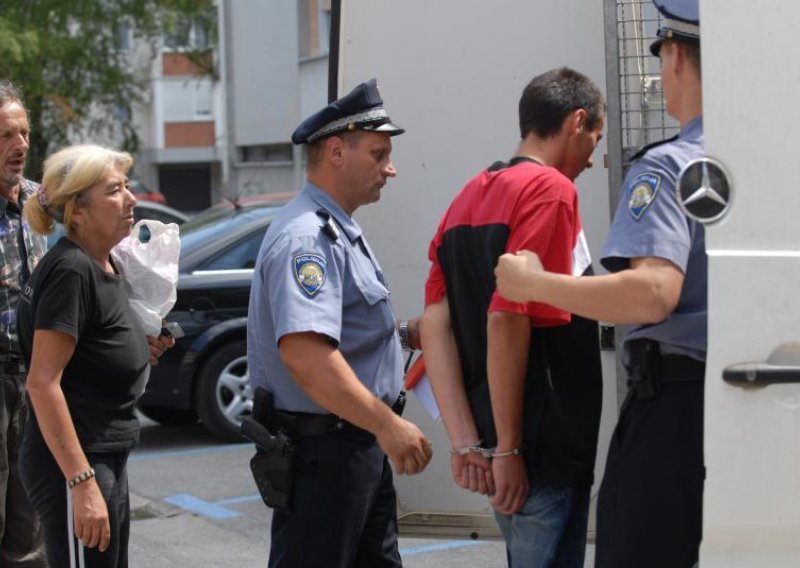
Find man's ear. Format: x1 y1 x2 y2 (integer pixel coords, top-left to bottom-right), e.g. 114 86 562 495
325 135 346 165
569 108 588 134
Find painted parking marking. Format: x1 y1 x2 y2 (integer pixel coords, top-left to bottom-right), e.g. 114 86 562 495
163 492 262 519
217 494 263 507
144 447 490 558
162 491 490 557
399 540 486 556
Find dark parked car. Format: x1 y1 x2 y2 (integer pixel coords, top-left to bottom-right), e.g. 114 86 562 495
46 201 189 248
131 200 191 225
137 197 291 441
130 179 167 204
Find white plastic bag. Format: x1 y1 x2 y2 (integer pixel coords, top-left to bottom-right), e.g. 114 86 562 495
111 220 181 336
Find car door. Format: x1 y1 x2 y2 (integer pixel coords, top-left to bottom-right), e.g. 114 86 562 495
182 226 268 328
700 1 800 565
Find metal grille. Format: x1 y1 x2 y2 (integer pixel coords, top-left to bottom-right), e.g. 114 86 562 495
616 0 679 162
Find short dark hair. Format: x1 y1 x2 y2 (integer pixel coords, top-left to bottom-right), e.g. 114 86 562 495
681 42 702 76
519 67 606 139
305 130 366 171
0 79 24 109
659 40 702 78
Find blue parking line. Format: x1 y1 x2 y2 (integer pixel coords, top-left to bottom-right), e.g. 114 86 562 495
162 492 261 518
217 494 262 506
129 443 252 463
163 491 488 557
400 540 485 556
164 493 241 519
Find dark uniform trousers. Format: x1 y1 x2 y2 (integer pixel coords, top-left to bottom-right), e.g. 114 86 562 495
596 342 705 568
1 368 47 567
268 427 402 568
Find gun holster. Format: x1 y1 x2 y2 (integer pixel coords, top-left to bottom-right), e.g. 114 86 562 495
626 338 661 402
241 388 295 510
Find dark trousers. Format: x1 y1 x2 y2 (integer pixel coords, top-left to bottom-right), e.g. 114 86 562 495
268 428 402 568
595 379 704 568
1 373 47 567
20 421 131 568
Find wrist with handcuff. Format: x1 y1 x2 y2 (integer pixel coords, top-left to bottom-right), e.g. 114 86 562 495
449 441 524 460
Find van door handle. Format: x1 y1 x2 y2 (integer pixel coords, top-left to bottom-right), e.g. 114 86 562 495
723 342 800 385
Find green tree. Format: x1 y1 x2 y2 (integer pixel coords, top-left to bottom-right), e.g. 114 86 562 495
0 0 217 180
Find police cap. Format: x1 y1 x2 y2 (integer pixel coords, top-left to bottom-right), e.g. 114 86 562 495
650 0 700 57
291 78 405 145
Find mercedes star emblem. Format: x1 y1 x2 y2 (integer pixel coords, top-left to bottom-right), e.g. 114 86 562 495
676 157 732 224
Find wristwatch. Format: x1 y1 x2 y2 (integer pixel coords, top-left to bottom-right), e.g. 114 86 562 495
398 320 412 350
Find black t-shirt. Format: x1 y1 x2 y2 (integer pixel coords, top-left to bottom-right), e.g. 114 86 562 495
18 239 150 452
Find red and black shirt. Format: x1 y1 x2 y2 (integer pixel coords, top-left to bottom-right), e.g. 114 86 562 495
425 159 602 488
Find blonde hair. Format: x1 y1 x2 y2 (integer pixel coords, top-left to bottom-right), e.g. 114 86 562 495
24 144 133 235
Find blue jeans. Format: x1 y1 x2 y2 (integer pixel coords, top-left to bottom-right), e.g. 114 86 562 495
494 482 590 568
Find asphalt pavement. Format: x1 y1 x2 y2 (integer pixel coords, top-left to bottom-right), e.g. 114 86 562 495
128 417 594 567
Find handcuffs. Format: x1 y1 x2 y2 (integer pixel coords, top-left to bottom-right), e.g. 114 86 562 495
449 441 523 460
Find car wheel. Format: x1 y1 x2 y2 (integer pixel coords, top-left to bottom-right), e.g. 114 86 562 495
138 405 198 426
195 340 251 442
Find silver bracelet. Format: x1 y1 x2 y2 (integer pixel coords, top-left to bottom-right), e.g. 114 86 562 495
67 467 96 489
491 447 524 459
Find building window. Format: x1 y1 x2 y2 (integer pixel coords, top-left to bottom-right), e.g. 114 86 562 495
299 0 332 59
163 9 217 52
241 144 293 164
318 3 331 55
116 20 131 51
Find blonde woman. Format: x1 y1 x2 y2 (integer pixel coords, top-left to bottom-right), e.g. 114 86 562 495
17 145 171 567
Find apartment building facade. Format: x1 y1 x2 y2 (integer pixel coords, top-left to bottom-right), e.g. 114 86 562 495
133 0 330 211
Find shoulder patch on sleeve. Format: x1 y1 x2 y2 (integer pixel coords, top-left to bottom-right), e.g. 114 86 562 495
293 253 327 296
628 172 661 220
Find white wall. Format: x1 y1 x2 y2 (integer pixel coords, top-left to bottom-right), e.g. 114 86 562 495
229 0 301 146
338 0 615 528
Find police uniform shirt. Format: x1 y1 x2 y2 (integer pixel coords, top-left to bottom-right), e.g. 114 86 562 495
601 116 706 363
247 182 403 413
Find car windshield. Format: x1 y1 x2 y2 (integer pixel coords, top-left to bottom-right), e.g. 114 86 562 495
179 205 285 261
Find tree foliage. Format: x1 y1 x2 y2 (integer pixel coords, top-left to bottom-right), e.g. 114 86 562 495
0 0 217 180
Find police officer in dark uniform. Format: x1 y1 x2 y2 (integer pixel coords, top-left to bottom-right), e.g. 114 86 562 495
247 78 432 568
495 1 705 566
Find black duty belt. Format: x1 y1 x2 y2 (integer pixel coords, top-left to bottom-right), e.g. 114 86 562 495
271 410 358 437
660 353 705 382
0 360 26 376
625 338 705 402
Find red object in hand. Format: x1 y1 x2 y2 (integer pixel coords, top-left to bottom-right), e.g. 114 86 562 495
404 355 425 390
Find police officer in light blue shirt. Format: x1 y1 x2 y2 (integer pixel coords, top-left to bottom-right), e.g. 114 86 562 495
247 78 432 568
603 115 706 364
249 183 402 415
495 1 705 566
